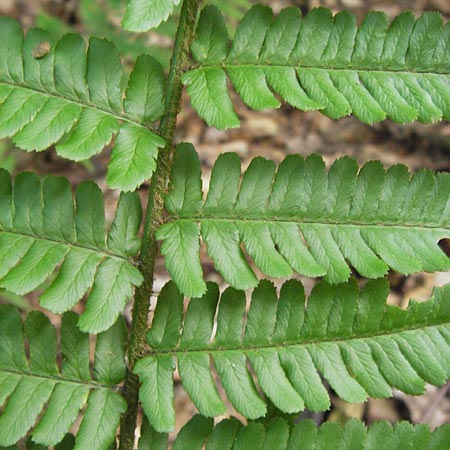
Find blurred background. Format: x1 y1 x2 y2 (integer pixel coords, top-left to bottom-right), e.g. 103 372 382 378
0 0 449 441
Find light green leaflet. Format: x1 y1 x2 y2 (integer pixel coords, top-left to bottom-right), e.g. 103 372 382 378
184 6 450 129
0 169 143 333
0 17 166 191
157 144 450 297
123 0 181 32
0 308 127 448
138 415 450 450
135 278 450 432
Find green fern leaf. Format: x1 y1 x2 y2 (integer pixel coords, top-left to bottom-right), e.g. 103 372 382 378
135 278 450 432
122 0 181 32
0 17 166 191
0 433 75 450
0 170 143 333
4 417 450 450
184 6 450 129
0 307 127 448
157 144 450 297
138 418 168 450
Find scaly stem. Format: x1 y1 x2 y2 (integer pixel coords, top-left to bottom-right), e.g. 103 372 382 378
118 1 201 448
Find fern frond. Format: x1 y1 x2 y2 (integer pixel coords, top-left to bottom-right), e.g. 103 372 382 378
157 144 450 297
0 307 127 448
0 17 166 191
123 0 181 32
0 170 143 333
135 278 450 432
183 5 450 129
138 415 450 450
36 0 172 67
0 433 76 449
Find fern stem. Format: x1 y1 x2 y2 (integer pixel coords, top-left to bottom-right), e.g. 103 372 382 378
118 1 201 448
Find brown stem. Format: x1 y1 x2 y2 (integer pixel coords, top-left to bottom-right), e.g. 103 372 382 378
118 1 201 448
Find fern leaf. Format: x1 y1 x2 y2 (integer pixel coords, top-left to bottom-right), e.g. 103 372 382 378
135 278 450 432
233 418 450 450
148 415 450 450
0 17 166 191
157 144 450 297
138 418 168 450
0 433 75 450
184 6 450 129
0 307 127 448
0 170 143 333
123 0 181 32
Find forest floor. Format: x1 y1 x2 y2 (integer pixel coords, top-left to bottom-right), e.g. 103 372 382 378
1 0 450 441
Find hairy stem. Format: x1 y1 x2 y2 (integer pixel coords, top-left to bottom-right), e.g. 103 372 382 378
118 1 201 448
